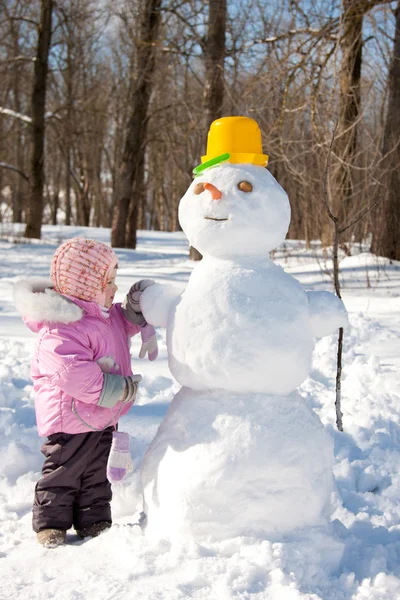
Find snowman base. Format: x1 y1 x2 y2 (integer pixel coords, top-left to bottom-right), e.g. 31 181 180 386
141 387 337 544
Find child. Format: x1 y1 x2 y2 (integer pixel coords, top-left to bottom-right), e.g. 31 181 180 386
14 237 157 548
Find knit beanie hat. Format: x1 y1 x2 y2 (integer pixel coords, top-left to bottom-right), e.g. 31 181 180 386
51 237 118 306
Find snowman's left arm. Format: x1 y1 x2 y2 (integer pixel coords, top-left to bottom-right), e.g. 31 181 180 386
307 291 348 338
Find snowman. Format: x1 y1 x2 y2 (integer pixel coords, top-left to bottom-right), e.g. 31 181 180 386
139 117 347 544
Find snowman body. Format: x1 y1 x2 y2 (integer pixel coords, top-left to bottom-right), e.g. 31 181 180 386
141 388 334 541
140 163 346 541
167 255 314 395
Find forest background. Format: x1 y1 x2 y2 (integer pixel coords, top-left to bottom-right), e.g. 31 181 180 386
0 0 399 261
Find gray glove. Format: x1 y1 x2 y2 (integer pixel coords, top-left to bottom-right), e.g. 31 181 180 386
122 279 155 325
98 373 142 408
122 374 142 403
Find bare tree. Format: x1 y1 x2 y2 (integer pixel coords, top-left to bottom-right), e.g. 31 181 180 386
329 0 364 229
324 124 380 431
0 0 396 249
0 0 36 224
190 0 227 261
203 0 227 131
325 0 393 244
7 5 26 222
111 0 162 249
24 0 53 239
371 0 400 260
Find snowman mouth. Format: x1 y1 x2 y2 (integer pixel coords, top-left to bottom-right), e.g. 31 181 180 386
204 216 228 221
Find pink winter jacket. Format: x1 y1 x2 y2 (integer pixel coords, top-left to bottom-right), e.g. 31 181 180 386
14 278 141 437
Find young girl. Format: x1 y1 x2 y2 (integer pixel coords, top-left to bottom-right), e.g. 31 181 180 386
14 237 157 548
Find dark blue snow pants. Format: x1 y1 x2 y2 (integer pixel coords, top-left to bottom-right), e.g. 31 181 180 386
32 426 113 532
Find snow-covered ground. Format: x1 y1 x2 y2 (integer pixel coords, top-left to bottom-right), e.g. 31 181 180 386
0 224 399 600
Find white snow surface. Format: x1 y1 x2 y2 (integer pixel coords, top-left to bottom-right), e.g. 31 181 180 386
0 225 399 599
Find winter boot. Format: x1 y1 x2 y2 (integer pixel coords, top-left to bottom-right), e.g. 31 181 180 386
37 529 66 548
76 521 111 539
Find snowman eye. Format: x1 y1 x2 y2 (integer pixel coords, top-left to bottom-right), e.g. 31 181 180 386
194 182 205 195
238 181 253 193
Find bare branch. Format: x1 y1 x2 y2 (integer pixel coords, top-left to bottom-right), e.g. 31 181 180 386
323 122 339 224
0 56 36 65
248 25 339 48
0 17 38 28
0 162 29 181
346 0 395 18
164 7 206 52
0 107 32 124
0 107 62 125
339 196 382 234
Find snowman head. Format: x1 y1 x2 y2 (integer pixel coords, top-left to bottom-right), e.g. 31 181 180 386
178 163 291 259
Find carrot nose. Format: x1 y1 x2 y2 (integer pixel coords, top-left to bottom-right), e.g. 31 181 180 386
204 182 222 200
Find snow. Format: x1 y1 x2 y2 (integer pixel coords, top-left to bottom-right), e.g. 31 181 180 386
0 225 400 599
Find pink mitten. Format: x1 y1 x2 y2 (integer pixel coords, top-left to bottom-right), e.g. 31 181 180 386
139 323 158 361
107 431 133 483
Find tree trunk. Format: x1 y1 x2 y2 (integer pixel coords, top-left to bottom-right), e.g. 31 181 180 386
64 41 73 227
65 147 72 226
7 9 26 224
76 182 91 226
327 0 363 241
190 0 227 262
14 100 25 224
371 1 400 260
51 189 59 225
126 158 145 247
111 0 161 249
13 44 24 223
24 0 53 239
203 0 227 131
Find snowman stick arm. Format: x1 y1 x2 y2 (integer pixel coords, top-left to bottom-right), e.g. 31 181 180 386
140 283 183 328
307 291 348 338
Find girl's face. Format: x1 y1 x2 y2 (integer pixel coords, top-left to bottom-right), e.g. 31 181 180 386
104 267 118 308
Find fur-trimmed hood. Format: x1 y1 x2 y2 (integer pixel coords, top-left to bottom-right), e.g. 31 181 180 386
14 277 83 330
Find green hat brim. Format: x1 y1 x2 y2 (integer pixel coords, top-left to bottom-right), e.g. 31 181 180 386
192 153 231 177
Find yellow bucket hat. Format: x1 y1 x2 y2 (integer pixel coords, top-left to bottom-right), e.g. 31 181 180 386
193 116 269 176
